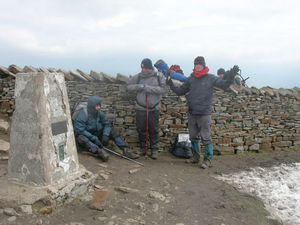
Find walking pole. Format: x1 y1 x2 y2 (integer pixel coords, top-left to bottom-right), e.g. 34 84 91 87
103 146 144 166
145 94 149 156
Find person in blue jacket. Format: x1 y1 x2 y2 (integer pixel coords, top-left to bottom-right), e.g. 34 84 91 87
154 59 187 82
73 96 139 161
167 56 239 169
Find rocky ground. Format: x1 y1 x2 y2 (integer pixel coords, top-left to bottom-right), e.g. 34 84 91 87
1 112 300 225
1 147 300 225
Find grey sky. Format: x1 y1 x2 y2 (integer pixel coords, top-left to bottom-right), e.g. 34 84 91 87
1 0 299 88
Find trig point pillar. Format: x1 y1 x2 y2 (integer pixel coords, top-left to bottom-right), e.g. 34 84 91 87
8 72 81 185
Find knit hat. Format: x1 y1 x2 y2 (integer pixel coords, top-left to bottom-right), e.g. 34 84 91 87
141 58 153 69
217 68 225 75
194 56 206 67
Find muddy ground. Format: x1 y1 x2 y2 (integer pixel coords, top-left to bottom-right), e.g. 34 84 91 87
1 147 300 225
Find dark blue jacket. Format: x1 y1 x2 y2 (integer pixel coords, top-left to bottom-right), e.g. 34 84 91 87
74 96 112 142
170 73 231 115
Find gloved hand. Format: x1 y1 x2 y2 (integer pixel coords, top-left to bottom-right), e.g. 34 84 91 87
137 84 145 91
94 138 103 148
102 135 110 146
165 70 173 86
232 65 240 75
144 84 152 93
227 65 240 82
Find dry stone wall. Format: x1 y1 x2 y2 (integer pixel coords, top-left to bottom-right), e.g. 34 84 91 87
1 65 300 153
66 82 300 153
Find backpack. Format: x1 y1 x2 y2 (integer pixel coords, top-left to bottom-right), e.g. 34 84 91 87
170 134 192 159
71 101 88 121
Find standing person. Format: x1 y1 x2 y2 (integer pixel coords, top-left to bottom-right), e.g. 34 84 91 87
73 96 139 161
167 56 239 168
127 58 167 159
218 67 241 94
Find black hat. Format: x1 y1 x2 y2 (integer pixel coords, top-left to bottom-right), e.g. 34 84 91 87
194 56 206 67
141 58 153 69
217 68 225 75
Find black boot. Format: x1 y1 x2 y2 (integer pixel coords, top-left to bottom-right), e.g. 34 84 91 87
121 147 139 159
97 148 109 162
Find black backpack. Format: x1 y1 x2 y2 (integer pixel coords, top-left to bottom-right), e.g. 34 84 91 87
170 134 192 159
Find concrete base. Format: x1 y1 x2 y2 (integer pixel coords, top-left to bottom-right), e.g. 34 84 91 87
0 165 96 209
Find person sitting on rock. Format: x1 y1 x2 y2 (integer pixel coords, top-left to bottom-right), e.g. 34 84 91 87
73 95 139 161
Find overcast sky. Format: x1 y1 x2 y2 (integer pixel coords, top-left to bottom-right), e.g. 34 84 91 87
1 0 299 88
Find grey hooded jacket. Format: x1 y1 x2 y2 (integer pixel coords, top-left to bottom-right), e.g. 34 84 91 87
127 71 166 111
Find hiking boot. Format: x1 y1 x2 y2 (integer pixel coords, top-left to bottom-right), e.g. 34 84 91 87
150 151 158 160
97 148 109 162
139 149 147 156
122 148 139 159
185 151 200 164
200 158 212 169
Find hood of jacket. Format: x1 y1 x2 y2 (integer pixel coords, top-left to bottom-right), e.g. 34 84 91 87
87 96 102 116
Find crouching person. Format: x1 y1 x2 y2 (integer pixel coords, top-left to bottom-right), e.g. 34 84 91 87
73 96 139 161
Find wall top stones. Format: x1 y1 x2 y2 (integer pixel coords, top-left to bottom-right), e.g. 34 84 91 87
1 64 299 98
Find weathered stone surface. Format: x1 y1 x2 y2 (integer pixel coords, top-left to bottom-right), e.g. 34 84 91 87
89 190 109 211
8 72 79 185
0 66 16 77
115 186 139 193
0 119 9 133
8 64 23 74
0 139 10 152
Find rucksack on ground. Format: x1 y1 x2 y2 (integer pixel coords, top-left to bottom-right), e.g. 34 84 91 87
170 134 192 159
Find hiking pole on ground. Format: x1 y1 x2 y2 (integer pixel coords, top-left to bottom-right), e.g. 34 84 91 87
103 146 144 167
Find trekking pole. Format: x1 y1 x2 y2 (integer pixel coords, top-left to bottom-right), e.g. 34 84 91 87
103 146 144 166
145 94 149 156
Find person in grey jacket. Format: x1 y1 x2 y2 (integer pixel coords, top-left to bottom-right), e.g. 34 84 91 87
167 56 239 168
127 58 167 159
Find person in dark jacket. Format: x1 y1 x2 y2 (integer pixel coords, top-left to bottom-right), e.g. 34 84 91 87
167 56 239 168
127 58 167 159
73 96 139 161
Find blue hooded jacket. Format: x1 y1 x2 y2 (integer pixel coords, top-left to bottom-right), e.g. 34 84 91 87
73 96 112 142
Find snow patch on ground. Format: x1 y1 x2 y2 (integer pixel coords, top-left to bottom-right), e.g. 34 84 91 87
215 163 300 225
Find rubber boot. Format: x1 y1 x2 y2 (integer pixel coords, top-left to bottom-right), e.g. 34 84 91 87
201 144 213 169
121 147 140 159
185 140 200 164
97 148 109 162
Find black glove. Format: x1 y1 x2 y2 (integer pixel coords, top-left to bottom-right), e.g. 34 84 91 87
232 65 240 75
102 135 110 146
94 138 103 148
227 65 240 82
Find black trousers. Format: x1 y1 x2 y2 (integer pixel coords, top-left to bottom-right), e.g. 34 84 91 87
136 109 160 152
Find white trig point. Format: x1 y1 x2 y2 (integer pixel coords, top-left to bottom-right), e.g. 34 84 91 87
8 72 81 185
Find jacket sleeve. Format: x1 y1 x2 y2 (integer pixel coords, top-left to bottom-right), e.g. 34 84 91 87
171 72 187 82
127 75 141 92
74 111 98 142
212 75 232 90
99 112 112 137
169 77 191 96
